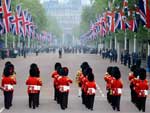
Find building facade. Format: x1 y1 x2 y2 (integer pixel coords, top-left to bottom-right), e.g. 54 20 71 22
43 0 82 36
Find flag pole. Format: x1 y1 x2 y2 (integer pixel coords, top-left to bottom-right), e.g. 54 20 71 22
124 30 127 50
13 35 15 48
5 33 7 48
133 34 136 53
115 35 117 49
17 36 20 48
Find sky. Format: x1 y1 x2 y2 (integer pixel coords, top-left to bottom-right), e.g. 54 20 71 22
40 0 91 5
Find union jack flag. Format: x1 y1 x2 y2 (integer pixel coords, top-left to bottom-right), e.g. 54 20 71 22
0 0 2 14
0 0 4 35
27 13 34 38
115 10 126 31
146 0 150 28
0 19 5 35
129 19 138 32
138 0 146 25
22 10 29 37
2 0 12 33
106 11 115 32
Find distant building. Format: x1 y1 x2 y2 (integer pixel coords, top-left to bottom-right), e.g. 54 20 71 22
43 0 82 36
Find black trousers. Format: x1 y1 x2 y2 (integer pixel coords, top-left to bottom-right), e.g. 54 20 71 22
54 85 58 101
86 95 95 110
112 95 121 111
4 91 13 109
107 89 112 104
35 93 40 107
81 90 86 105
28 93 36 109
130 85 137 104
137 97 146 112
60 92 68 109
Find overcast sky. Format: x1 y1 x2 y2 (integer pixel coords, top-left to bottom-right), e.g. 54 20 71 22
40 0 91 5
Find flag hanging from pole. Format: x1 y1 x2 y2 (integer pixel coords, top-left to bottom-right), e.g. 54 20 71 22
138 0 146 25
146 0 150 28
2 0 12 33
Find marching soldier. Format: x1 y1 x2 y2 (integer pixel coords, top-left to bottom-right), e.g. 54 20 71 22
57 67 72 110
104 66 114 104
26 64 42 109
135 68 148 112
85 73 96 110
51 62 61 101
128 65 138 103
75 62 89 97
111 67 123 111
32 64 43 107
1 65 16 109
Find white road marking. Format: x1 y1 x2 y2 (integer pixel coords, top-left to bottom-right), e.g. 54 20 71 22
96 84 105 97
0 107 4 113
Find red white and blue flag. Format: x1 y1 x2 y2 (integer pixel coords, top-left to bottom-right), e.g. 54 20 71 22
115 11 125 31
129 19 138 32
146 0 150 28
0 0 4 35
2 0 12 33
139 0 146 25
0 0 2 14
10 4 23 35
22 10 29 37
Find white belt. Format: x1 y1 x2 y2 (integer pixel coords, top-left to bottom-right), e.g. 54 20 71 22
4 84 13 90
28 85 41 91
87 88 96 94
117 88 122 94
59 85 70 92
139 90 148 96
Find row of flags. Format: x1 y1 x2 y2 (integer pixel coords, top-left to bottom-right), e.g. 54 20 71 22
80 0 150 42
0 0 53 44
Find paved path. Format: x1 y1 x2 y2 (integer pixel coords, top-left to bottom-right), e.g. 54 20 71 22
0 53 150 113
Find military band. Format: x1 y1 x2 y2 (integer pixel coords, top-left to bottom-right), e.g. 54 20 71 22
0 61 150 112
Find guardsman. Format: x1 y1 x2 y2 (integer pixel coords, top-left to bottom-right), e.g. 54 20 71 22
1 65 16 109
75 62 89 97
85 73 96 110
81 67 89 106
57 67 72 110
135 68 148 112
26 64 42 109
104 66 114 104
110 67 123 111
51 62 61 101
128 65 137 103
33 64 42 107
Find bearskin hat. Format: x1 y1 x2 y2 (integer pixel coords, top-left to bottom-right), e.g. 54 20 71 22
5 61 11 68
139 68 146 80
107 66 113 75
80 62 89 70
55 62 62 71
112 66 121 80
88 73 94 82
3 66 11 77
63 67 69 76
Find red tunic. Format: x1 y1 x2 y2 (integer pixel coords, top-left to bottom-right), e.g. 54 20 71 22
1 76 16 92
85 81 96 95
104 73 114 90
26 76 42 94
51 71 59 86
135 79 149 97
111 78 123 96
57 76 72 92
81 76 88 92
128 72 135 82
